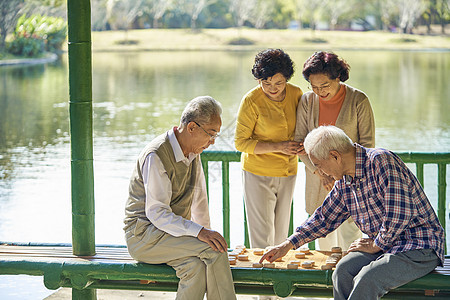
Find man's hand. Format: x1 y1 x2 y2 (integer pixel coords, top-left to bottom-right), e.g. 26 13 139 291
259 240 294 264
197 228 228 253
348 238 382 254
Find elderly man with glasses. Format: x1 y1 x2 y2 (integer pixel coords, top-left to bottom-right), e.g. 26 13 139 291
124 96 236 300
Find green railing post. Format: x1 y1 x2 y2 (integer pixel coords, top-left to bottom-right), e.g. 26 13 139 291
222 161 230 245
243 201 250 248
202 160 209 199
438 164 446 241
288 201 294 236
71 289 96 300
416 163 424 187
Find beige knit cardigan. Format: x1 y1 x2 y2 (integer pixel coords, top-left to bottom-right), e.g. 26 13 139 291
294 84 375 214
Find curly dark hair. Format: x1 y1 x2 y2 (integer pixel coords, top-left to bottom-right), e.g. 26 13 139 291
302 51 350 82
251 49 295 81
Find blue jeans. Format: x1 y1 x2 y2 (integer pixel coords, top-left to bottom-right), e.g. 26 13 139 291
332 249 440 300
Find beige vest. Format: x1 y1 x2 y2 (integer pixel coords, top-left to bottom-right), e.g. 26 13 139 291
124 132 198 232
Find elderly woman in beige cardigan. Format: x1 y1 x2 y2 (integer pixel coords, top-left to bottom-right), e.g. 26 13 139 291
295 51 375 251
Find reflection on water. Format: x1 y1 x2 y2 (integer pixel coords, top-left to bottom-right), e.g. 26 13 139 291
0 50 449 298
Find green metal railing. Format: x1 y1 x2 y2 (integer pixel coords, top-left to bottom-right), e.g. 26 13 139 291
201 151 450 253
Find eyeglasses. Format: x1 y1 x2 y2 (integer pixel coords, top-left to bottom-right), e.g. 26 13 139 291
309 83 332 93
193 121 219 141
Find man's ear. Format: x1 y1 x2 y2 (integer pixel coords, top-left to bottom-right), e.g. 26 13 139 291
329 150 340 161
187 121 196 133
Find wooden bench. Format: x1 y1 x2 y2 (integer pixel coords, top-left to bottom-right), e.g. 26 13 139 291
1 243 449 298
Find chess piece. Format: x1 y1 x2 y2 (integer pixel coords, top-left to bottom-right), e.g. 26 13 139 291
237 254 249 261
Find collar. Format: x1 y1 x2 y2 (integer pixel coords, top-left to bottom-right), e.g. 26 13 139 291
321 83 346 104
168 127 197 163
354 143 366 179
344 144 366 185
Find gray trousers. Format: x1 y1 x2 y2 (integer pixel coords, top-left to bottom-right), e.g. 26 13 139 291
332 249 440 300
125 224 236 300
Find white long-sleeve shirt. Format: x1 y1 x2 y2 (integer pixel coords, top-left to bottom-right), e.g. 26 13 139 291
142 128 211 238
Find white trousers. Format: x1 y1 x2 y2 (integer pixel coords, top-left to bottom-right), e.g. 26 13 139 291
243 171 297 248
316 217 362 251
125 224 236 300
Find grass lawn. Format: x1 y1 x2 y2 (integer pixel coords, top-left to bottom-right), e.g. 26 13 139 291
87 28 450 52
1 28 449 62
0 51 27 60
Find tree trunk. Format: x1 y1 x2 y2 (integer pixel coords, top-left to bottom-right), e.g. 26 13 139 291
191 17 197 31
0 28 6 50
426 22 432 34
124 29 128 43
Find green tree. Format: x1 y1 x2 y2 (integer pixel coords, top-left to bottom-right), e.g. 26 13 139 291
92 0 109 31
229 0 257 27
179 0 217 30
106 0 144 30
253 0 275 29
422 0 450 34
147 0 174 28
293 0 323 30
396 0 427 33
201 1 233 28
324 0 358 30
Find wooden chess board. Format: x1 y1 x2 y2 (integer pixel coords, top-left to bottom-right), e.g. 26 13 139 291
230 249 339 270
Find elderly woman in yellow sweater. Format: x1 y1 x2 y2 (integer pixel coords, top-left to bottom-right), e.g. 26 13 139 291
295 51 375 251
235 49 303 248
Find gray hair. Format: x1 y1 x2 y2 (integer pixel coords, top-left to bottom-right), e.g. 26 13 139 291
304 126 354 160
180 96 222 125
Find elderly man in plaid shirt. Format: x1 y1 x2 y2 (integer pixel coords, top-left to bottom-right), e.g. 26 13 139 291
261 125 445 300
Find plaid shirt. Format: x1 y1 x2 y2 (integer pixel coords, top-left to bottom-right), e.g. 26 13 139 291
289 144 445 265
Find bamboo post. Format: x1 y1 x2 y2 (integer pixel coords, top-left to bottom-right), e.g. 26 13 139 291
67 0 96 298
67 0 95 257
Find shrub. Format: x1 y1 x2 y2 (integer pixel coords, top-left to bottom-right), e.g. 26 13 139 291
7 34 45 57
7 14 67 57
227 37 254 45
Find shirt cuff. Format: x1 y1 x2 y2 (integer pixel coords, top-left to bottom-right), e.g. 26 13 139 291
374 235 390 252
287 233 303 249
188 222 204 237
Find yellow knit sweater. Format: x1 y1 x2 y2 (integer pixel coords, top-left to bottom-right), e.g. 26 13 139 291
235 83 303 177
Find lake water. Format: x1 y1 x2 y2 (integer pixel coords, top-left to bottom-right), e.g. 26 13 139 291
0 50 449 299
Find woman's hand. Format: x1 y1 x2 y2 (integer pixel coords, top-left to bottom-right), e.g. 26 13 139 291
253 141 302 155
259 240 294 263
296 141 306 156
277 141 302 155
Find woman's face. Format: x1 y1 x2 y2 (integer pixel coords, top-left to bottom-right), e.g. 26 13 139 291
309 73 341 101
259 73 287 101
